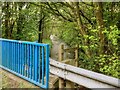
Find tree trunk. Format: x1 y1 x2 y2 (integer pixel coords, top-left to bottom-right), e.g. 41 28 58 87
16 3 25 40
9 20 15 39
3 2 16 39
74 2 91 58
4 2 10 38
94 2 105 54
38 3 45 43
38 16 45 43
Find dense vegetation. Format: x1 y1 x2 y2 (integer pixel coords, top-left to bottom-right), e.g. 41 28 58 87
1 2 120 78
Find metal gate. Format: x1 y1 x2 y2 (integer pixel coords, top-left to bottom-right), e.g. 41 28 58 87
0 38 49 89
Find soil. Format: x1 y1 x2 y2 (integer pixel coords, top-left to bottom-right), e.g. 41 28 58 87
1 68 39 88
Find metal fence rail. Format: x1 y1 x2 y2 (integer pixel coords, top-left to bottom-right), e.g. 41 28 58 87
0 38 49 89
50 58 120 89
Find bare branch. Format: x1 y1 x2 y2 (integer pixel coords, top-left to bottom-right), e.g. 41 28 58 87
46 2 73 22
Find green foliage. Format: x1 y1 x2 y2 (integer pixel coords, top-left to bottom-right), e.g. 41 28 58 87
95 54 120 78
79 54 120 79
57 22 80 46
42 39 53 49
79 25 120 78
108 25 120 46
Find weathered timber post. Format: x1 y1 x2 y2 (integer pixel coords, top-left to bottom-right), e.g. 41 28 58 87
75 45 79 67
59 44 65 88
66 80 74 88
65 45 79 88
74 45 86 89
59 44 79 88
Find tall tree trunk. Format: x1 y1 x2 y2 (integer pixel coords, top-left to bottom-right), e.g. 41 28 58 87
9 20 15 39
9 2 15 39
16 3 25 40
74 2 91 58
38 16 45 43
4 2 10 38
94 2 105 54
38 3 45 43
3 2 16 39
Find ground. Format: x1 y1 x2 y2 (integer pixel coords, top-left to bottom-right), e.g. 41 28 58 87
0 68 59 89
0 68 39 88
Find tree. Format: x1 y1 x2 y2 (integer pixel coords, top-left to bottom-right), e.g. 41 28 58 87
16 2 29 40
2 2 16 39
94 2 105 54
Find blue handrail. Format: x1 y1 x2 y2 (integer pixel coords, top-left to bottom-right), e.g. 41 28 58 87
0 38 49 89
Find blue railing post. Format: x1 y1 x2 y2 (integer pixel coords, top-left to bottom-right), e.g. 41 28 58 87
13 42 15 71
21 43 24 76
29 45 32 79
42 47 44 85
0 40 2 66
37 46 40 82
46 45 49 88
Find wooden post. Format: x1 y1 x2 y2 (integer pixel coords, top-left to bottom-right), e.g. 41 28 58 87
75 45 81 89
65 45 79 88
75 45 85 89
59 44 64 88
66 80 74 88
75 45 79 67
59 44 79 89
59 44 64 62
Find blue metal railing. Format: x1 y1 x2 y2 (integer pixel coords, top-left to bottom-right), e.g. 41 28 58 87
0 38 49 89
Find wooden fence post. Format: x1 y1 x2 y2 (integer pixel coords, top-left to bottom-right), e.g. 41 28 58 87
59 44 79 89
65 45 79 88
59 44 64 88
75 45 79 67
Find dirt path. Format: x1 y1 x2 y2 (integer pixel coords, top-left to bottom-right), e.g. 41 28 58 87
0 68 39 88
50 35 68 60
